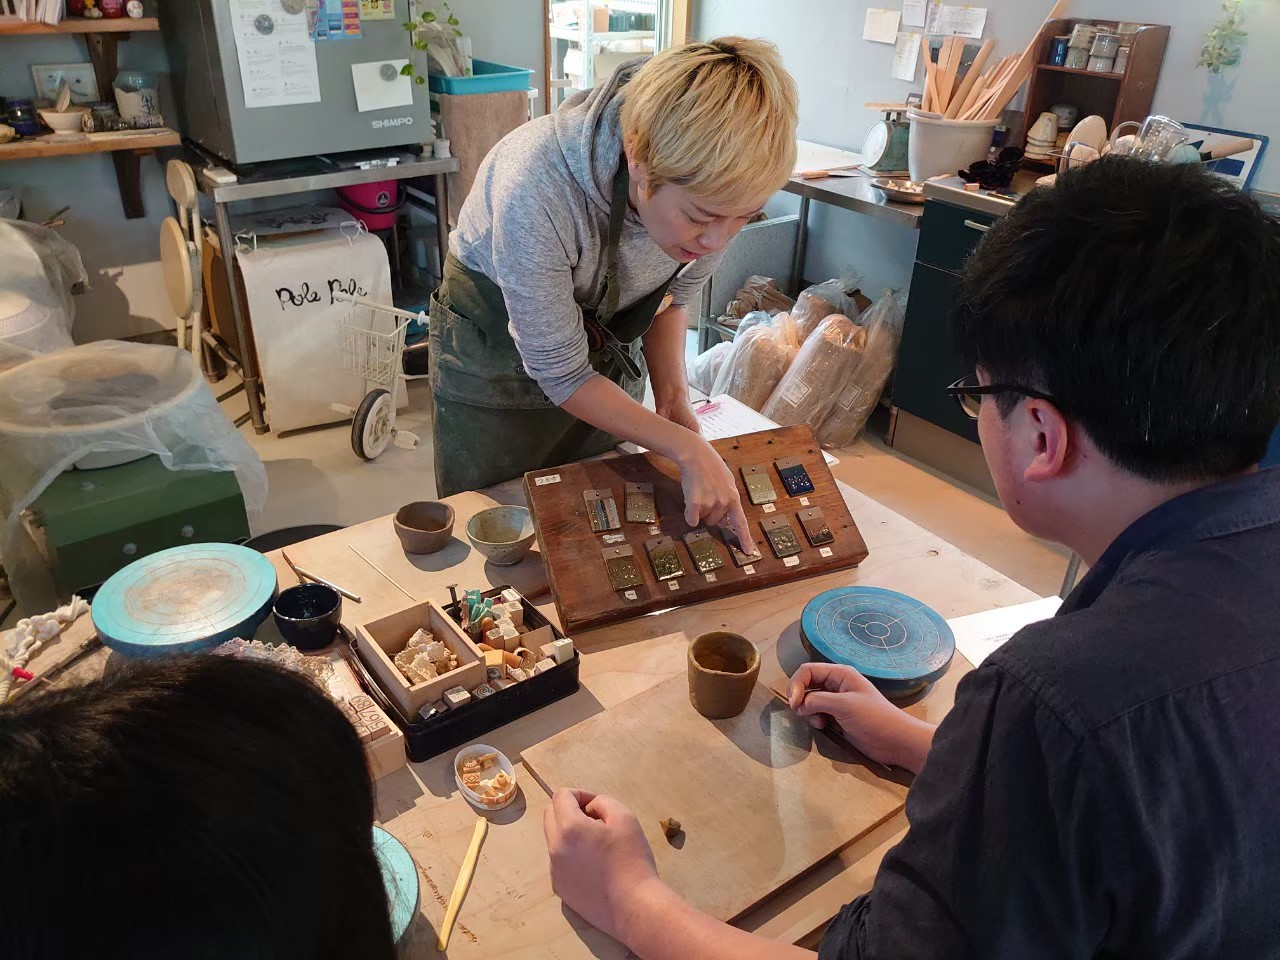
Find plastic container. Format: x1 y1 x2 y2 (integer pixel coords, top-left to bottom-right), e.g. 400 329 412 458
453 744 518 811
337 181 404 231
427 59 533 95
907 109 999 182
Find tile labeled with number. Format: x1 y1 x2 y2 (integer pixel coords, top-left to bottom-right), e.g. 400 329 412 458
624 481 657 523
602 544 643 591
775 456 815 496
798 506 834 547
741 464 779 505
761 515 802 559
645 535 685 581
683 529 725 573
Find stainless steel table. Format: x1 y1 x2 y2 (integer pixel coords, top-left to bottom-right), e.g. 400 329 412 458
199 155 461 434
781 170 924 294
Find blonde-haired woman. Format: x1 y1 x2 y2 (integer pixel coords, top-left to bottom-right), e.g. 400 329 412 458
430 37 798 542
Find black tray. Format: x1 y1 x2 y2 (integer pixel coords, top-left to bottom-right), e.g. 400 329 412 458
345 586 581 763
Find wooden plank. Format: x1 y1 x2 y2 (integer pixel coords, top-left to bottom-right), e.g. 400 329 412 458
0 16 158 34
936 37 962 112
523 674 906 923
0 128 179 161
523 425 869 635
978 0 1071 121
946 38 994 119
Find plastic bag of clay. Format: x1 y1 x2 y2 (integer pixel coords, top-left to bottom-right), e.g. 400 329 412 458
710 311 801 410
760 313 868 428
791 277 872 343
0 219 86 371
687 340 732 395
706 310 771 396
816 291 906 448
722 275 794 324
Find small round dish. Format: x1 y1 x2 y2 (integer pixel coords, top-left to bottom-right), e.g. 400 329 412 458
466 505 536 566
454 743 519 812
870 178 926 204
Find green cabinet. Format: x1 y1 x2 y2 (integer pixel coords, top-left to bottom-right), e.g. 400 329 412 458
893 199 998 444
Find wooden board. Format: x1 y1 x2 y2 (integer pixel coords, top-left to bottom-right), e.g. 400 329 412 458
0 128 178 161
523 673 904 922
524 425 869 634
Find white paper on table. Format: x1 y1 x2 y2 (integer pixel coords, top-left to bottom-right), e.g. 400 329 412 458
228 0 320 109
892 30 922 81
947 596 1062 668
616 395 839 466
935 4 987 38
793 139 864 176
351 60 414 113
902 0 928 28
863 7 902 44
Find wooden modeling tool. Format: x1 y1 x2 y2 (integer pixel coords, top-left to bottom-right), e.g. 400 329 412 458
438 818 488 951
347 545 416 601
281 551 362 603
768 684 894 773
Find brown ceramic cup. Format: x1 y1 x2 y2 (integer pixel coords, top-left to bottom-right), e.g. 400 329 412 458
687 631 761 720
394 501 455 555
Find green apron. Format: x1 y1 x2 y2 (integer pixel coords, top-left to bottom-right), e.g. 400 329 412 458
429 155 680 497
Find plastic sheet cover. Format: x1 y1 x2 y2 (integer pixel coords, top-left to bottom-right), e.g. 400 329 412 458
0 219 86 371
0 341 267 612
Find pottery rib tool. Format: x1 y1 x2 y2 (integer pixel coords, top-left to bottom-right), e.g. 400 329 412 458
437 818 488 951
347 545 416 601
946 38 994 119
281 551 362 603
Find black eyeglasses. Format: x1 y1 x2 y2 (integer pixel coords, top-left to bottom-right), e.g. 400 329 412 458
946 374 1061 420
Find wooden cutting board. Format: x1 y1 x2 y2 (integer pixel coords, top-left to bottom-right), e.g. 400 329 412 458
522 673 905 922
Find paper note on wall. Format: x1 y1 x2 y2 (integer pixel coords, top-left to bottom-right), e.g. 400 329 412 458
358 0 395 18
902 0 927 28
863 7 901 44
892 31 922 81
352 60 413 112
229 0 321 108
935 4 987 38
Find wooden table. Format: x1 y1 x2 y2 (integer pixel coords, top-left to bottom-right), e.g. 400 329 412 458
20 472 1033 955
258 475 1035 956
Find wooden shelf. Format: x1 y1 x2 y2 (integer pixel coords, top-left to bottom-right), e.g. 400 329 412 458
1036 64 1123 79
0 16 158 35
0 128 179 161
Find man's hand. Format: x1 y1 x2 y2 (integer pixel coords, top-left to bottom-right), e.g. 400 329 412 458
789 663 937 774
544 788 669 946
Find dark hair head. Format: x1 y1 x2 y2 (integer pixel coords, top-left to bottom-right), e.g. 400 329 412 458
0 656 395 960
954 157 1280 481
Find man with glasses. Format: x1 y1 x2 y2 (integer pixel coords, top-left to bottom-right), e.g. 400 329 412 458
543 157 1280 958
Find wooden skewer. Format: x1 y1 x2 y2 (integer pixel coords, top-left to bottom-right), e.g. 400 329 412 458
281 551 363 603
347 545 417 601
437 818 488 951
946 38 994 119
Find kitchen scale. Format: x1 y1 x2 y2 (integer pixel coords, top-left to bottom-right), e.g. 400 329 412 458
800 586 955 697
860 103 911 177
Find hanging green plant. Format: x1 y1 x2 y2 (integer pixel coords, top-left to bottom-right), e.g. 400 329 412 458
401 0 470 85
1198 0 1247 74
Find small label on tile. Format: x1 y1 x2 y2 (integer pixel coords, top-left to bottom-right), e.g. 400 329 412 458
534 473 561 486
649 525 661 536
704 572 717 583
819 547 833 558
799 496 811 506
603 533 626 544
762 503 777 514
623 589 638 600
784 556 800 568
743 564 755 575
667 580 680 591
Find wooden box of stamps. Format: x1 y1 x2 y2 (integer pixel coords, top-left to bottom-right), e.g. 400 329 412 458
354 600 485 717
347 586 581 762
523 424 870 634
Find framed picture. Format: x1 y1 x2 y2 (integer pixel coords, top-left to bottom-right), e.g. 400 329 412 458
1179 122 1268 192
30 64 102 105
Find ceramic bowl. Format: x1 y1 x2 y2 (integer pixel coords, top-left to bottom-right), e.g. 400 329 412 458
454 743 519 812
394 500 455 554
37 106 88 133
1067 115 1108 153
466 505 536 566
273 582 342 652
687 631 761 720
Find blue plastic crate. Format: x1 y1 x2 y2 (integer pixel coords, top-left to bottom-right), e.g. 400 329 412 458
428 59 533 95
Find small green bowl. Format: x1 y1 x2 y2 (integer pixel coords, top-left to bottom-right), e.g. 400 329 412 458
466 506 536 566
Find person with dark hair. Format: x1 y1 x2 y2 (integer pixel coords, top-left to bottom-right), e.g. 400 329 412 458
541 158 1280 958
0 656 395 960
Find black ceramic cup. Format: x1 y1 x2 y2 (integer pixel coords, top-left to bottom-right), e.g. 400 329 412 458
272 583 342 652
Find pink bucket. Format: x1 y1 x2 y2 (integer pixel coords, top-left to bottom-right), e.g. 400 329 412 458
337 181 405 231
